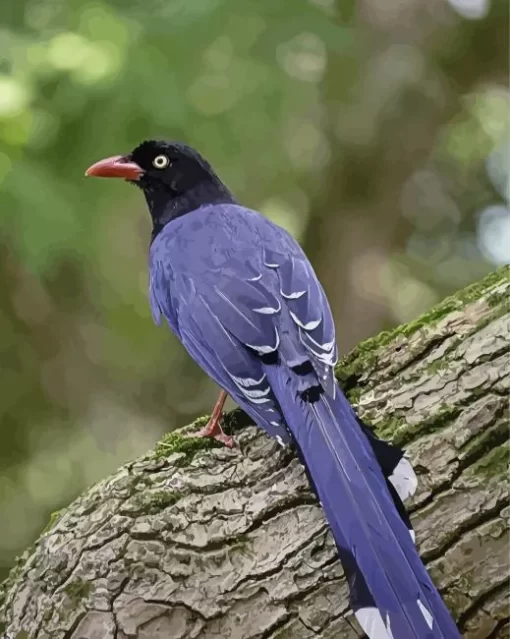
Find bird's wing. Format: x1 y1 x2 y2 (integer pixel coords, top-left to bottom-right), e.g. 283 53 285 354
150 222 338 432
270 249 338 396
150 253 290 441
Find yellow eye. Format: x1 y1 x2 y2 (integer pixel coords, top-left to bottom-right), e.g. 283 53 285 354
152 154 170 169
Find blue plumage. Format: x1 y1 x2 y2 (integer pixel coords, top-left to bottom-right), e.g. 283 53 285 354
86 141 460 638
150 203 459 638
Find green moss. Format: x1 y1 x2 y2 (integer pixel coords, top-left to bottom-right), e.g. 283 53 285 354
487 290 509 308
152 416 219 461
462 419 508 467
41 509 64 535
336 340 380 379
469 385 489 400
147 490 182 512
374 416 407 442
151 407 253 462
63 579 92 605
15 632 30 639
375 404 460 447
471 443 509 479
125 473 156 498
344 385 363 404
336 266 509 386
425 359 450 375
456 266 509 303
119 487 184 516
473 301 510 333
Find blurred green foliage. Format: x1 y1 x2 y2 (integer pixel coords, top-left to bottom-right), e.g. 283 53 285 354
0 0 508 579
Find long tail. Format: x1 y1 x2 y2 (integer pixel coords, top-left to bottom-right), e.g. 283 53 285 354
264 367 460 639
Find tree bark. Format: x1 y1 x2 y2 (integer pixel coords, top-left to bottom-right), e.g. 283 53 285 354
1 268 508 639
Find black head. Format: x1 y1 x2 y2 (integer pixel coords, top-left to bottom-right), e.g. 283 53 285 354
129 140 217 193
85 140 236 235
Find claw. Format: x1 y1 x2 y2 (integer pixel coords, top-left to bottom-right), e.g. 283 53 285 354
194 424 235 448
189 390 236 448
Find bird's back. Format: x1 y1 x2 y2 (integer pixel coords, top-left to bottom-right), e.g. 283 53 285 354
150 203 303 277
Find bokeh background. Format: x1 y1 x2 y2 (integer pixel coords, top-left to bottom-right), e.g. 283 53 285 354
0 0 508 581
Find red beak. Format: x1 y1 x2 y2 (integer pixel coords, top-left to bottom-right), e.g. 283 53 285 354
85 155 143 180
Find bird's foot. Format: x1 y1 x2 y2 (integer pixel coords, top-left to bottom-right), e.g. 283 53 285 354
188 389 235 448
194 418 235 448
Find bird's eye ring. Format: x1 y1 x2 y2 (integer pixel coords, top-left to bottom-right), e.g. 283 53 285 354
152 155 170 169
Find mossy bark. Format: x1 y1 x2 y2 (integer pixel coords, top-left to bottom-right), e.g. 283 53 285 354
1 268 508 639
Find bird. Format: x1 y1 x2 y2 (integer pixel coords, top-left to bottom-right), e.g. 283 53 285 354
86 140 460 638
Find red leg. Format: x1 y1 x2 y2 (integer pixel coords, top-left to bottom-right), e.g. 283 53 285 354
193 390 235 448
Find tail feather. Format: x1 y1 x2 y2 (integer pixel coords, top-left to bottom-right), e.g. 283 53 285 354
356 417 418 504
354 416 417 542
265 366 459 639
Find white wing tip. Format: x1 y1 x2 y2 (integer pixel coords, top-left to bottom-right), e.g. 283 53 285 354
389 457 418 502
417 599 434 630
355 608 394 639
253 304 280 315
289 310 322 331
281 289 306 300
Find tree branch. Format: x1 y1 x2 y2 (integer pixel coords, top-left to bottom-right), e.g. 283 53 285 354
1 268 508 639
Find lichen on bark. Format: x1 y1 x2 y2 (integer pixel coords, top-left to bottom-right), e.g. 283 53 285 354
0 267 508 639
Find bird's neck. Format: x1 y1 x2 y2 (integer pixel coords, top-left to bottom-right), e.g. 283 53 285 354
146 179 236 241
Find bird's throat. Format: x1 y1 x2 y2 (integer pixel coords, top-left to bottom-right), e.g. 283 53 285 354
144 179 236 241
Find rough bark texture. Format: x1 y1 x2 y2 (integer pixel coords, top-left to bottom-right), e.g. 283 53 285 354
1 268 509 639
